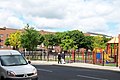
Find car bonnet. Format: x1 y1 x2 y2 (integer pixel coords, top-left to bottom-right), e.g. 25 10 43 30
2 64 36 74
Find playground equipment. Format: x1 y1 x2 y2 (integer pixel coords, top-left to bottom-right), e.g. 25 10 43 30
70 37 119 66
104 52 111 63
93 48 103 64
92 48 111 64
67 36 120 67
92 37 119 66
107 37 118 63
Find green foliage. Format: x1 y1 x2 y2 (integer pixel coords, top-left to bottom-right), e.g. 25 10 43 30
55 32 68 45
4 38 10 46
92 35 106 49
48 31 109 51
103 36 111 45
5 24 108 52
38 35 44 45
43 34 57 48
66 30 85 48
60 36 77 51
9 31 21 50
55 30 84 51
81 36 93 50
21 24 43 51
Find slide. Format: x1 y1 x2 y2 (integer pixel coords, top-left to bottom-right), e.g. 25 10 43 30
104 53 111 63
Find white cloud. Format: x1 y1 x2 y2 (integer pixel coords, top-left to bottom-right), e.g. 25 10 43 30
0 0 120 37
6 16 24 28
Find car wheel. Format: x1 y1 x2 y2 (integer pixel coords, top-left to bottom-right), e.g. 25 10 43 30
1 76 5 80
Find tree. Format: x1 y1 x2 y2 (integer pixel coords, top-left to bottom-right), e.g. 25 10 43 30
54 32 67 46
92 35 106 49
9 31 21 50
60 36 77 62
5 38 10 46
43 33 58 61
38 35 44 45
66 30 85 49
60 36 77 51
81 36 93 50
43 34 57 48
103 36 111 44
21 24 44 51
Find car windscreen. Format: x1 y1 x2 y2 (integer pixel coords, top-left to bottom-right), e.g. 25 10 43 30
0 55 28 66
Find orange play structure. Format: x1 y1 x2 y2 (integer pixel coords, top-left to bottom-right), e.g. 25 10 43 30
92 48 102 64
107 37 118 63
92 48 111 64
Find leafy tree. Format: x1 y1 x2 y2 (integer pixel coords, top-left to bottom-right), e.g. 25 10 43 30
55 32 67 46
38 35 44 45
103 36 111 44
92 35 106 49
60 36 77 51
53 30 85 52
42 33 58 61
81 36 93 50
5 38 10 46
43 34 57 48
9 31 21 50
66 30 85 49
21 24 44 51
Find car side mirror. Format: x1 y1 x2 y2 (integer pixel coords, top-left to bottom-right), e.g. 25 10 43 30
28 61 31 64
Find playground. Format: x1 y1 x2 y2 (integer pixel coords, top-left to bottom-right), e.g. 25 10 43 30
23 36 120 67
70 37 119 67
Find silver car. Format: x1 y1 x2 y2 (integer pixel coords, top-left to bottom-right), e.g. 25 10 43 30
0 50 38 80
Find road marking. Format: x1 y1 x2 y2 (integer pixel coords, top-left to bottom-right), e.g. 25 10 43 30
77 75 108 80
37 68 53 72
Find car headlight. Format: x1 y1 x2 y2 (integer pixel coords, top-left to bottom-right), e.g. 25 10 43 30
7 71 16 77
33 68 37 75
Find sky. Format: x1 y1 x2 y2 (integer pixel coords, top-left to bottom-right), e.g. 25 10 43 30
0 0 120 37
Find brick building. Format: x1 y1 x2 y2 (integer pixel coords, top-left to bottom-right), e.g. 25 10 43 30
0 27 22 49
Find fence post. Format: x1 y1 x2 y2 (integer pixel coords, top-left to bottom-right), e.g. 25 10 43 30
102 51 104 66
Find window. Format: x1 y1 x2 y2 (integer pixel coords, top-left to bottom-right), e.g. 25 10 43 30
0 39 3 42
0 34 4 38
0 45 4 48
6 34 9 37
0 55 28 66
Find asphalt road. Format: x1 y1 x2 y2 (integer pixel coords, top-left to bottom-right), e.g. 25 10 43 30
33 64 120 80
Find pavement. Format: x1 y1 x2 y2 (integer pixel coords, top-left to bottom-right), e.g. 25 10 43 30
31 60 120 72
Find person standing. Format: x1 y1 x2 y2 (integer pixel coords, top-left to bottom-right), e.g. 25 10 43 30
58 53 61 64
61 51 65 64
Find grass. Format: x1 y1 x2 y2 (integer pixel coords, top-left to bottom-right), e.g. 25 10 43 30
104 63 116 66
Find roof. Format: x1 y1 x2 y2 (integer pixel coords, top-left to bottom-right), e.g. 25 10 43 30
0 50 21 55
87 32 112 38
107 37 118 44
